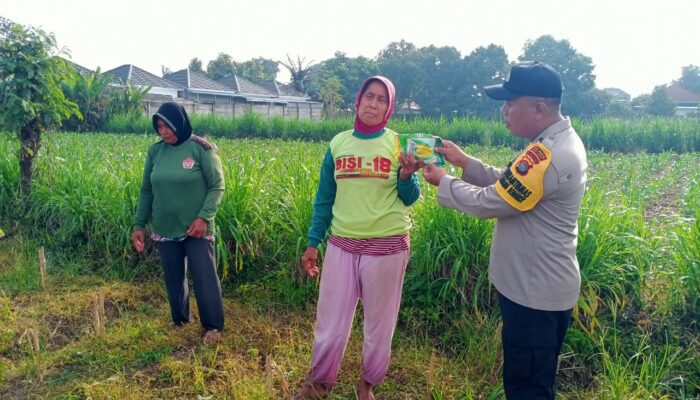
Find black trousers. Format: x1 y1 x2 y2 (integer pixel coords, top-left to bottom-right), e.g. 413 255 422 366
158 238 224 331
498 292 571 400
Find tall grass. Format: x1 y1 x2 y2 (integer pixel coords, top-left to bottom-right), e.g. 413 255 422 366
1 132 696 320
102 113 700 153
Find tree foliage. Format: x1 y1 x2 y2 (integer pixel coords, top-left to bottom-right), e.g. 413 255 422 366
206 52 237 80
280 55 314 93
377 40 422 111
189 57 204 74
0 17 79 203
61 67 112 131
236 57 279 82
520 35 609 118
306 52 378 110
647 85 675 116
319 76 343 117
107 84 150 116
460 45 510 117
678 64 700 94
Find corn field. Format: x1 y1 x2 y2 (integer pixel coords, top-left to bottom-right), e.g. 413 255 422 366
0 130 699 397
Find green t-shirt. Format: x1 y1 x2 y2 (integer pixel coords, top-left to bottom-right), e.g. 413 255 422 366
133 137 225 237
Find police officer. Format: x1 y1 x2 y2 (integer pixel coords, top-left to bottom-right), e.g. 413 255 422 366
422 61 588 399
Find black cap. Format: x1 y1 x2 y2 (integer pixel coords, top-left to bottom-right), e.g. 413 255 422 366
483 61 563 100
152 102 192 146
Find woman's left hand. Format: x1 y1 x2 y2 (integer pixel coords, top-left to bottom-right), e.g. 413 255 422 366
399 152 424 180
187 218 209 238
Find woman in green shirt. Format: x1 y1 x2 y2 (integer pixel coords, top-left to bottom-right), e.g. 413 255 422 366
131 102 225 344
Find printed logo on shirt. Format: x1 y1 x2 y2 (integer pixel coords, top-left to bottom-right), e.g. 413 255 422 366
182 157 195 169
495 143 552 211
334 154 392 180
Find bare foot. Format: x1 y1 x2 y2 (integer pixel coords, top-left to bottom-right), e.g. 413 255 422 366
358 379 375 400
294 382 329 399
202 329 222 344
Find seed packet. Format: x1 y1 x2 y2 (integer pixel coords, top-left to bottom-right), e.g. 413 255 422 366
396 133 445 166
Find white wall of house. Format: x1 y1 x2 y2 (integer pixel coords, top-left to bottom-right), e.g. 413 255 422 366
675 106 700 117
148 87 179 98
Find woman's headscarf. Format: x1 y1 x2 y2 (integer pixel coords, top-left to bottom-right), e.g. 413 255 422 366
152 102 193 146
354 76 396 134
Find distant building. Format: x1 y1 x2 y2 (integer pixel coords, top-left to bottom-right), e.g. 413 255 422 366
94 63 322 120
664 84 700 116
104 64 183 100
217 75 322 120
603 87 631 102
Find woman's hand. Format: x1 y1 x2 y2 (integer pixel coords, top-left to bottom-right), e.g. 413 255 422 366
187 218 209 238
132 230 145 253
398 152 425 180
435 140 470 169
301 247 320 277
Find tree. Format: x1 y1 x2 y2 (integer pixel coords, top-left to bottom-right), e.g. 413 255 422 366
460 44 510 117
0 18 79 204
206 52 237 80
306 51 379 109
235 57 279 82
412 45 465 115
107 84 150 116
520 35 609 117
647 85 675 116
678 64 700 94
376 40 422 111
319 76 342 117
61 67 112 131
280 55 314 93
189 57 204 74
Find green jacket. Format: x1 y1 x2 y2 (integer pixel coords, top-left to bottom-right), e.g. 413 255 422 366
134 137 225 236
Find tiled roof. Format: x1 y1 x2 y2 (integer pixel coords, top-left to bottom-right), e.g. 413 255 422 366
103 64 182 89
665 84 700 103
253 80 280 95
165 69 235 93
275 82 309 98
217 75 276 97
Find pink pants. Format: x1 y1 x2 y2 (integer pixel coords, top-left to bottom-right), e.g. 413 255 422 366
309 243 409 386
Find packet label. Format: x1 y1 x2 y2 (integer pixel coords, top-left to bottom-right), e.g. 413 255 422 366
396 133 445 166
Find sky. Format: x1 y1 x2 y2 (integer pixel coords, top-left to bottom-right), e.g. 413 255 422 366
2 0 699 98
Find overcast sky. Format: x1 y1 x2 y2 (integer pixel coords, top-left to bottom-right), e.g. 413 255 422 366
3 0 699 97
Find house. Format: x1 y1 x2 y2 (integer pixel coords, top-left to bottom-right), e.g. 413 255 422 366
93 63 322 120
103 64 182 100
664 84 700 116
164 69 241 116
217 75 322 120
603 88 631 102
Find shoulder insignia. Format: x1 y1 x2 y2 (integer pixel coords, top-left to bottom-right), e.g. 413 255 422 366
494 143 552 211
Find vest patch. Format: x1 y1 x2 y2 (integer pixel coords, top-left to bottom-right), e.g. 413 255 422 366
182 157 195 169
495 143 551 211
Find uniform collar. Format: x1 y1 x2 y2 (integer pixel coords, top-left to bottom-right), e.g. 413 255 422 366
533 117 571 143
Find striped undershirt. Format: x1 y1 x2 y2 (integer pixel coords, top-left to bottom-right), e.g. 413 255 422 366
328 234 409 255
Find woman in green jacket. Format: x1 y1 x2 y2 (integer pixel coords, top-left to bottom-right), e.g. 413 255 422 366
132 102 225 343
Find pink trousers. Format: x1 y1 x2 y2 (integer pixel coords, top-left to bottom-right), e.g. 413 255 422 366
309 243 409 386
